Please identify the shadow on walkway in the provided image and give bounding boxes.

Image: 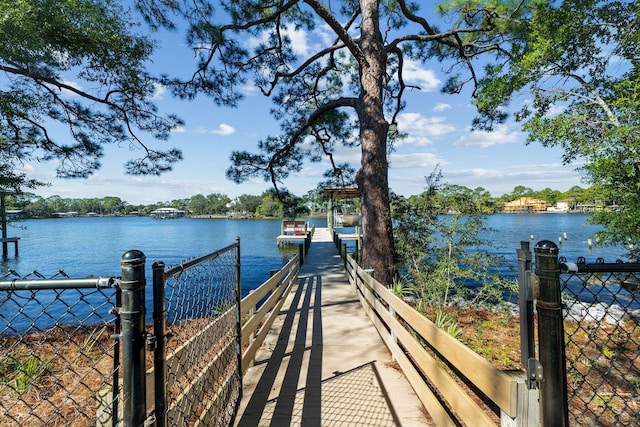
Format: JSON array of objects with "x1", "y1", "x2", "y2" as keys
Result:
[{"x1": 235, "y1": 230, "x2": 428, "y2": 426}]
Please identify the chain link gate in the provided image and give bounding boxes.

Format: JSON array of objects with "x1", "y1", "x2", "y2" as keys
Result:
[
  {"x1": 150, "y1": 240, "x2": 242, "y2": 427},
  {"x1": 519, "y1": 241, "x2": 640, "y2": 427}
]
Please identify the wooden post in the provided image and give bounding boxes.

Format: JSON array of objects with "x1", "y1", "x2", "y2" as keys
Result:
[{"x1": 500, "y1": 375, "x2": 539, "y2": 427}]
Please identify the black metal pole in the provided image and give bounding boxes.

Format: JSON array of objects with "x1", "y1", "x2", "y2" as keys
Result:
[
  {"x1": 534, "y1": 240, "x2": 569, "y2": 427},
  {"x1": 517, "y1": 241, "x2": 535, "y2": 366},
  {"x1": 120, "y1": 250, "x2": 147, "y2": 427},
  {"x1": 1, "y1": 193, "x2": 7, "y2": 258},
  {"x1": 152, "y1": 261, "x2": 167, "y2": 427},
  {"x1": 234, "y1": 238, "x2": 243, "y2": 415},
  {"x1": 235, "y1": 237, "x2": 242, "y2": 374},
  {"x1": 112, "y1": 288, "x2": 121, "y2": 427}
]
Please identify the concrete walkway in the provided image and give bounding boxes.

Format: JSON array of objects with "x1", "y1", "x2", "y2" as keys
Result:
[{"x1": 234, "y1": 228, "x2": 430, "y2": 426}]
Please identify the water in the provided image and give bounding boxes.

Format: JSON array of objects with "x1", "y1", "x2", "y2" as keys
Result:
[
  {"x1": 484, "y1": 213, "x2": 627, "y2": 263},
  {"x1": 0, "y1": 213, "x2": 630, "y2": 331},
  {"x1": 1, "y1": 216, "x2": 327, "y2": 292},
  {"x1": 3, "y1": 213, "x2": 625, "y2": 279}
]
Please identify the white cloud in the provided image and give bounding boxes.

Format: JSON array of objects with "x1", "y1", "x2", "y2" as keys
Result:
[
  {"x1": 196, "y1": 124, "x2": 236, "y2": 136},
  {"x1": 171, "y1": 126, "x2": 186, "y2": 134},
  {"x1": 453, "y1": 125, "x2": 521, "y2": 148},
  {"x1": 151, "y1": 83, "x2": 167, "y2": 100},
  {"x1": 443, "y1": 163, "x2": 583, "y2": 196},
  {"x1": 57, "y1": 79, "x2": 83, "y2": 97},
  {"x1": 247, "y1": 24, "x2": 311, "y2": 57},
  {"x1": 433, "y1": 103, "x2": 452, "y2": 112},
  {"x1": 402, "y1": 60, "x2": 441, "y2": 92},
  {"x1": 212, "y1": 124, "x2": 235, "y2": 136},
  {"x1": 396, "y1": 112, "x2": 456, "y2": 146},
  {"x1": 286, "y1": 27, "x2": 311, "y2": 56},
  {"x1": 240, "y1": 82, "x2": 260, "y2": 95},
  {"x1": 389, "y1": 152, "x2": 448, "y2": 169}
]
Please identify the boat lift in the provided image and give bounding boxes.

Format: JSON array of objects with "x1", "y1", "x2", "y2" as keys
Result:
[{"x1": 322, "y1": 187, "x2": 362, "y2": 248}]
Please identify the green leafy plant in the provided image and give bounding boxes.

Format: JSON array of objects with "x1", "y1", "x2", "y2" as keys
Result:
[
  {"x1": 434, "y1": 310, "x2": 463, "y2": 339},
  {"x1": 390, "y1": 276, "x2": 414, "y2": 298},
  {"x1": 4, "y1": 355, "x2": 46, "y2": 396},
  {"x1": 393, "y1": 169, "x2": 517, "y2": 311}
]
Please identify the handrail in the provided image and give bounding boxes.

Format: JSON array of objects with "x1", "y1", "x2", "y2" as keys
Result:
[
  {"x1": 346, "y1": 255, "x2": 528, "y2": 426},
  {"x1": 240, "y1": 253, "x2": 299, "y2": 374}
]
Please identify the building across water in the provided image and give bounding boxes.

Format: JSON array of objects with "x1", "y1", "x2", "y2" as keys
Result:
[{"x1": 150, "y1": 208, "x2": 186, "y2": 219}]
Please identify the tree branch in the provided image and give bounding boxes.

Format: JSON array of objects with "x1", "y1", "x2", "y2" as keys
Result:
[
  {"x1": 303, "y1": 0, "x2": 368, "y2": 66},
  {"x1": 267, "y1": 97, "x2": 358, "y2": 189}
]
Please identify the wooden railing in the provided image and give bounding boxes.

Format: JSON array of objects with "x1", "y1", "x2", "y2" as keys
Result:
[
  {"x1": 345, "y1": 255, "x2": 538, "y2": 427},
  {"x1": 239, "y1": 253, "x2": 300, "y2": 374}
]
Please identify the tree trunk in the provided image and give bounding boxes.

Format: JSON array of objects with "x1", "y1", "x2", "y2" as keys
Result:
[{"x1": 356, "y1": 0, "x2": 396, "y2": 285}]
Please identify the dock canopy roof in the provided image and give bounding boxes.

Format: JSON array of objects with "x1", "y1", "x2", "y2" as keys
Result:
[{"x1": 322, "y1": 187, "x2": 359, "y2": 200}]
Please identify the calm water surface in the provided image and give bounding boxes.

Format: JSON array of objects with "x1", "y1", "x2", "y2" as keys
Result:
[
  {"x1": 0, "y1": 213, "x2": 630, "y2": 331},
  {"x1": 0, "y1": 213, "x2": 628, "y2": 286},
  {"x1": 1, "y1": 216, "x2": 327, "y2": 294},
  {"x1": 485, "y1": 213, "x2": 627, "y2": 263}
]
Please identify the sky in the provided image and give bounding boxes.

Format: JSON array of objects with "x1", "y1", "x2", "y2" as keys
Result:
[{"x1": 17, "y1": 5, "x2": 585, "y2": 206}]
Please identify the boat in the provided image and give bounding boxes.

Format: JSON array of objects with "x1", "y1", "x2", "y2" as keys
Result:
[{"x1": 336, "y1": 213, "x2": 361, "y2": 227}]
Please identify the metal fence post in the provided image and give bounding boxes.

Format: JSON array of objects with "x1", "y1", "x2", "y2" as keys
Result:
[
  {"x1": 534, "y1": 240, "x2": 569, "y2": 427},
  {"x1": 1, "y1": 193, "x2": 7, "y2": 258},
  {"x1": 235, "y1": 238, "x2": 243, "y2": 396},
  {"x1": 120, "y1": 250, "x2": 147, "y2": 427},
  {"x1": 517, "y1": 242, "x2": 535, "y2": 371},
  {"x1": 152, "y1": 261, "x2": 167, "y2": 427}
]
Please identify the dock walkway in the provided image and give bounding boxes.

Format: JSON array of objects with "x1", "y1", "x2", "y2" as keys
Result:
[{"x1": 235, "y1": 227, "x2": 429, "y2": 426}]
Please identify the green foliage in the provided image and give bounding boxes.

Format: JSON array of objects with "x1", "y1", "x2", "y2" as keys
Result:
[
  {"x1": 257, "y1": 189, "x2": 309, "y2": 219},
  {"x1": 394, "y1": 168, "x2": 517, "y2": 309},
  {"x1": 0, "y1": 0, "x2": 183, "y2": 179},
  {"x1": 434, "y1": 310, "x2": 463, "y2": 339},
  {"x1": 390, "y1": 276, "x2": 415, "y2": 298},
  {"x1": 0, "y1": 348, "x2": 46, "y2": 396},
  {"x1": 473, "y1": 0, "x2": 640, "y2": 256},
  {"x1": 256, "y1": 191, "x2": 284, "y2": 218}
]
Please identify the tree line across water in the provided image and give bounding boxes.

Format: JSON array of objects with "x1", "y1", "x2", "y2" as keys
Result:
[{"x1": 5, "y1": 184, "x2": 612, "y2": 219}]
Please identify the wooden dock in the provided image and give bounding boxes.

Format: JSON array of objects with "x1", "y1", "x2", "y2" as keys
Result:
[
  {"x1": 1, "y1": 237, "x2": 19, "y2": 257},
  {"x1": 276, "y1": 220, "x2": 311, "y2": 246},
  {"x1": 236, "y1": 227, "x2": 429, "y2": 426}
]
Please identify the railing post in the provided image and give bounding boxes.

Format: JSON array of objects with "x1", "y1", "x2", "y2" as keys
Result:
[
  {"x1": 534, "y1": 240, "x2": 569, "y2": 427},
  {"x1": 120, "y1": 250, "x2": 147, "y2": 427},
  {"x1": 152, "y1": 261, "x2": 167, "y2": 427},
  {"x1": 298, "y1": 243, "x2": 305, "y2": 265}
]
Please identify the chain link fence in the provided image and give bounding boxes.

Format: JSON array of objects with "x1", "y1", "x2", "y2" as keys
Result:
[
  {"x1": 560, "y1": 257, "x2": 640, "y2": 426},
  {"x1": 1, "y1": 240, "x2": 243, "y2": 426},
  {"x1": 152, "y1": 241, "x2": 241, "y2": 427},
  {"x1": 0, "y1": 270, "x2": 120, "y2": 427}
]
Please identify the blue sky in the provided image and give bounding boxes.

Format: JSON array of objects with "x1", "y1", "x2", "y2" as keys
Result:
[{"x1": 18, "y1": 8, "x2": 584, "y2": 205}]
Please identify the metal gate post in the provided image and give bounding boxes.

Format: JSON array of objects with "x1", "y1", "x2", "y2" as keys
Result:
[
  {"x1": 517, "y1": 242, "x2": 536, "y2": 372},
  {"x1": 120, "y1": 250, "x2": 147, "y2": 427},
  {"x1": 235, "y1": 237, "x2": 243, "y2": 392},
  {"x1": 534, "y1": 241, "x2": 569, "y2": 427},
  {"x1": 152, "y1": 261, "x2": 167, "y2": 427}
]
